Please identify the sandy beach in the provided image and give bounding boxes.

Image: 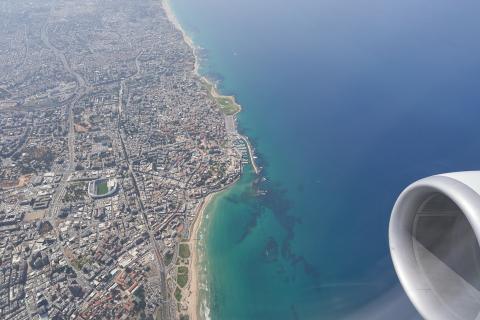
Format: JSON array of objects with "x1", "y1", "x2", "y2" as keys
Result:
[
  {"x1": 162, "y1": 0, "x2": 241, "y2": 115},
  {"x1": 162, "y1": 1, "x2": 248, "y2": 318},
  {"x1": 185, "y1": 193, "x2": 215, "y2": 320},
  {"x1": 163, "y1": 0, "x2": 199, "y2": 73},
  {"x1": 161, "y1": 2, "x2": 211, "y2": 318}
]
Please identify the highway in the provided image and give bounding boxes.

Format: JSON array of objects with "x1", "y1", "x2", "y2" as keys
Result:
[{"x1": 42, "y1": 16, "x2": 172, "y2": 319}]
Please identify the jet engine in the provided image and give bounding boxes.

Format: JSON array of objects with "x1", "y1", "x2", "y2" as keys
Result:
[{"x1": 389, "y1": 172, "x2": 480, "y2": 320}]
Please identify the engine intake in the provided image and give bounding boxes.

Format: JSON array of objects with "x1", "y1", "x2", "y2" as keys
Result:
[{"x1": 389, "y1": 172, "x2": 480, "y2": 320}]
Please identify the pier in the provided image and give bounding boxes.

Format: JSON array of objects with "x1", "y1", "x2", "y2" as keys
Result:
[
  {"x1": 239, "y1": 134, "x2": 260, "y2": 175},
  {"x1": 225, "y1": 115, "x2": 260, "y2": 175}
]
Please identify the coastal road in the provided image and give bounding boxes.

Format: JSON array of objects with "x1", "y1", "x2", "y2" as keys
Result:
[{"x1": 225, "y1": 115, "x2": 236, "y2": 134}]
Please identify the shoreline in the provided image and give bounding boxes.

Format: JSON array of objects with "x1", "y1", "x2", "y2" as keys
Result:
[
  {"x1": 185, "y1": 192, "x2": 216, "y2": 320},
  {"x1": 163, "y1": 0, "x2": 242, "y2": 116},
  {"x1": 162, "y1": 1, "x2": 245, "y2": 319},
  {"x1": 162, "y1": 2, "x2": 259, "y2": 319},
  {"x1": 186, "y1": 174, "x2": 244, "y2": 320},
  {"x1": 160, "y1": 5, "x2": 210, "y2": 319}
]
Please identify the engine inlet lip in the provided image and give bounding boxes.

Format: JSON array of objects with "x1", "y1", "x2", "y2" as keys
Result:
[{"x1": 389, "y1": 174, "x2": 480, "y2": 320}]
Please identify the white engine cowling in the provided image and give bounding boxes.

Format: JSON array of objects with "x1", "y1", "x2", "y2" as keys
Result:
[{"x1": 389, "y1": 172, "x2": 480, "y2": 320}]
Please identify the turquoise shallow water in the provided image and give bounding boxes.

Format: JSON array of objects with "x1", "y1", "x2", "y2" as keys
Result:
[{"x1": 169, "y1": 0, "x2": 480, "y2": 319}]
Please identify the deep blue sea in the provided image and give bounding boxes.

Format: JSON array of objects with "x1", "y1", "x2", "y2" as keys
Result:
[{"x1": 169, "y1": 0, "x2": 480, "y2": 319}]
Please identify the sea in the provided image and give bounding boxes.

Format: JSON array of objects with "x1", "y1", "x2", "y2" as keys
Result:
[{"x1": 168, "y1": 0, "x2": 480, "y2": 319}]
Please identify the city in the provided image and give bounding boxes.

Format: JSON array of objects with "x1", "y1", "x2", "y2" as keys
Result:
[{"x1": 0, "y1": 0, "x2": 247, "y2": 319}]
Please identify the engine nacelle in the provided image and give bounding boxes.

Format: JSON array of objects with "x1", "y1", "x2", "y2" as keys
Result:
[{"x1": 389, "y1": 172, "x2": 480, "y2": 320}]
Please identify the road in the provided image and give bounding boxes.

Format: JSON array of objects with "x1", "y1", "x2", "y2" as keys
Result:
[
  {"x1": 42, "y1": 16, "x2": 173, "y2": 319},
  {"x1": 41, "y1": 19, "x2": 88, "y2": 220},
  {"x1": 118, "y1": 113, "x2": 173, "y2": 320}
]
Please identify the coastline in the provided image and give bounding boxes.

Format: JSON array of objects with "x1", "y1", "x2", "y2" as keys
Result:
[
  {"x1": 162, "y1": 1, "x2": 249, "y2": 319},
  {"x1": 156, "y1": 1, "x2": 471, "y2": 319},
  {"x1": 163, "y1": 0, "x2": 242, "y2": 116},
  {"x1": 185, "y1": 192, "x2": 216, "y2": 320}
]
